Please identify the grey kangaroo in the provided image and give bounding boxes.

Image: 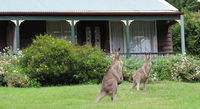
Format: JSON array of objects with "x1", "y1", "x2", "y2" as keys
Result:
[
  {"x1": 132, "y1": 53, "x2": 152, "y2": 91},
  {"x1": 95, "y1": 48, "x2": 123, "y2": 103}
]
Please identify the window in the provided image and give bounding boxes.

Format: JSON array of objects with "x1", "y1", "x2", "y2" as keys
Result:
[
  {"x1": 129, "y1": 21, "x2": 157, "y2": 53},
  {"x1": 46, "y1": 21, "x2": 71, "y2": 40},
  {"x1": 110, "y1": 21, "x2": 125, "y2": 53}
]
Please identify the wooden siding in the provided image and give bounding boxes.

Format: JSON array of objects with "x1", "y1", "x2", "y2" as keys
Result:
[{"x1": 157, "y1": 21, "x2": 173, "y2": 52}]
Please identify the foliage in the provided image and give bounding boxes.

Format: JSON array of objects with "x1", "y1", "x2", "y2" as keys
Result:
[
  {"x1": 166, "y1": 0, "x2": 200, "y2": 12},
  {"x1": 19, "y1": 34, "x2": 75, "y2": 85},
  {"x1": 72, "y1": 45, "x2": 111, "y2": 84},
  {"x1": 171, "y1": 10, "x2": 200, "y2": 56},
  {"x1": 4, "y1": 65, "x2": 29, "y2": 87},
  {"x1": 0, "y1": 47, "x2": 40, "y2": 87},
  {"x1": 153, "y1": 55, "x2": 200, "y2": 82},
  {"x1": 123, "y1": 55, "x2": 200, "y2": 82},
  {"x1": 0, "y1": 47, "x2": 21, "y2": 86},
  {"x1": 19, "y1": 34, "x2": 110, "y2": 85},
  {"x1": 166, "y1": 0, "x2": 200, "y2": 57},
  {"x1": 123, "y1": 58, "x2": 143, "y2": 82}
]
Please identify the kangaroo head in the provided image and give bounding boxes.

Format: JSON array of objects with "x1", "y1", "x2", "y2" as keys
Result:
[{"x1": 114, "y1": 48, "x2": 121, "y2": 61}]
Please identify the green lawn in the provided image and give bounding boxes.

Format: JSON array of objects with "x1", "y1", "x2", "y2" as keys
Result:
[{"x1": 0, "y1": 81, "x2": 200, "y2": 109}]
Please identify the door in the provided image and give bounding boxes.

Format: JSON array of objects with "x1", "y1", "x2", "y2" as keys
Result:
[
  {"x1": 77, "y1": 21, "x2": 109, "y2": 51},
  {"x1": 85, "y1": 26, "x2": 101, "y2": 49}
]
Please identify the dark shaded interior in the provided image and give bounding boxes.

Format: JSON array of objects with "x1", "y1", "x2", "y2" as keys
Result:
[
  {"x1": 77, "y1": 21, "x2": 110, "y2": 52},
  {"x1": 20, "y1": 21, "x2": 46, "y2": 49},
  {"x1": 0, "y1": 21, "x2": 15, "y2": 51},
  {"x1": 0, "y1": 21, "x2": 7, "y2": 50}
]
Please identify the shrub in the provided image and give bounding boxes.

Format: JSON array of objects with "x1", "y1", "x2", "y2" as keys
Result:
[
  {"x1": 19, "y1": 35, "x2": 110, "y2": 85},
  {"x1": 19, "y1": 34, "x2": 75, "y2": 85},
  {"x1": 152, "y1": 56, "x2": 182, "y2": 81},
  {"x1": 0, "y1": 47, "x2": 35, "y2": 87},
  {"x1": 123, "y1": 58, "x2": 143, "y2": 82},
  {"x1": 72, "y1": 45, "x2": 110, "y2": 84},
  {"x1": 0, "y1": 47, "x2": 21, "y2": 86},
  {"x1": 172, "y1": 10, "x2": 200, "y2": 57},
  {"x1": 123, "y1": 55, "x2": 200, "y2": 82},
  {"x1": 4, "y1": 65, "x2": 29, "y2": 87}
]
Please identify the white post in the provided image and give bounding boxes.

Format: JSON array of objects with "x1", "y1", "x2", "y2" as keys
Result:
[
  {"x1": 180, "y1": 15, "x2": 186, "y2": 54},
  {"x1": 11, "y1": 20, "x2": 24, "y2": 53}
]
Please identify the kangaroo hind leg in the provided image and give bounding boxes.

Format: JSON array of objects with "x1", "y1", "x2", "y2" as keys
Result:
[{"x1": 95, "y1": 91, "x2": 106, "y2": 103}]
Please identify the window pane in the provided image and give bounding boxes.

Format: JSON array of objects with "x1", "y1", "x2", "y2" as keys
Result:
[
  {"x1": 110, "y1": 21, "x2": 125, "y2": 53},
  {"x1": 46, "y1": 21, "x2": 71, "y2": 41},
  {"x1": 130, "y1": 21, "x2": 157, "y2": 53}
]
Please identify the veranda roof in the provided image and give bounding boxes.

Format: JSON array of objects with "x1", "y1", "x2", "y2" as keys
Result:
[{"x1": 0, "y1": 0, "x2": 182, "y2": 15}]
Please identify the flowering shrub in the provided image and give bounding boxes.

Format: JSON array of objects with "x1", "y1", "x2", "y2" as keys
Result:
[
  {"x1": 153, "y1": 55, "x2": 200, "y2": 82},
  {"x1": 0, "y1": 47, "x2": 32, "y2": 87},
  {"x1": 123, "y1": 55, "x2": 200, "y2": 82},
  {"x1": 4, "y1": 65, "x2": 29, "y2": 87}
]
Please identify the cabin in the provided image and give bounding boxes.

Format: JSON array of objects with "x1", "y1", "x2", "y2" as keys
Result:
[{"x1": 0, "y1": 0, "x2": 185, "y2": 56}]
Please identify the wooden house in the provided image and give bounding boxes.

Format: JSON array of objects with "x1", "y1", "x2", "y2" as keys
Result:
[{"x1": 0, "y1": 0, "x2": 185, "y2": 56}]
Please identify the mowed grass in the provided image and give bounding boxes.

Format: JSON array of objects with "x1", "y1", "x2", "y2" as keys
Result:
[{"x1": 0, "y1": 81, "x2": 200, "y2": 109}]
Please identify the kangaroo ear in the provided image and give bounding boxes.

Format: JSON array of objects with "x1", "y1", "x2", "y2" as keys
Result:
[
  {"x1": 118, "y1": 48, "x2": 120, "y2": 52},
  {"x1": 147, "y1": 53, "x2": 151, "y2": 60},
  {"x1": 149, "y1": 53, "x2": 152, "y2": 60},
  {"x1": 144, "y1": 52, "x2": 147, "y2": 59},
  {"x1": 113, "y1": 49, "x2": 116, "y2": 53}
]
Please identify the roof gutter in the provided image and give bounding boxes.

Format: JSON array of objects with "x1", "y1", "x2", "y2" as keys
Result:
[{"x1": 0, "y1": 12, "x2": 183, "y2": 16}]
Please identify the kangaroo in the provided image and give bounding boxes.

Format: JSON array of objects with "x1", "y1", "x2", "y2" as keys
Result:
[
  {"x1": 95, "y1": 48, "x2": 123, "y2": 103},
  {"x1": 132, "y1": 53, "x2": 152, "y2": 91}
]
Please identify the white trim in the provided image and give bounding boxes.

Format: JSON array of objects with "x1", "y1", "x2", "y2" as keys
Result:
[
  {"x1": 66, "y1": 20, "x2": 79, "y2": 26},
  {"x1": 176, "y1": 20, "x2": 181, "y2": 24},
  {"x1": 121, "y1": 20, "x2": 134, "y2": 26},
  {"x1": 19, "y1": 20, "x2": 24, "y2": 25},
  {"x1": 121, "y1": 20, "x2": 126, "y2": 25},
  {"x1": 66, "y1": 20, "x2": 72, "y2": 26},
  {"x1": 11, "y1": 20, "x2": 17, "y2": 25},
  {"x1": 74, "y1": 20, "x2": 79, "y2": 25}
]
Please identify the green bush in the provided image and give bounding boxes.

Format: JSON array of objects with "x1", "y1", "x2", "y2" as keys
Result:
[
  {"x1": 123, "y1": 58, "x2": 143, "y2": 82},
  {"x1": 19, "y1": 35, "x2": 110, "y2": 85},
  {"x1": 72, "y1": 45, "x2": 110, "y2": 84},
  {"x1": 123, "y1": 55, "x2": 200, "y2": 82},
  {"x1": 152, "y1": 56, "x2": 182, "y2": 81},
  {"x1": 172, "y1": 10, "x2": 200, "y2": 56},
  {"x1": 19, "y1": 34, "x2": 75, "y2": 85}
]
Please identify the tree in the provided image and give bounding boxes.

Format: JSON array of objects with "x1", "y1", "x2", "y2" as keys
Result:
[
  {"x1": 171, "y1": 10, "x2": 200, "y2": 56},
  {"x1": 166, "y1": 0, "x2": 200, "y2": 12}
]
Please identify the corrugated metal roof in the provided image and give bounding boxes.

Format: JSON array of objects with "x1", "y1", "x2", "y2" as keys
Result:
[{"x1": 0, "y1": 0, "x2": 178, "y2": 13}]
